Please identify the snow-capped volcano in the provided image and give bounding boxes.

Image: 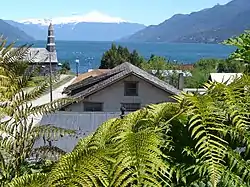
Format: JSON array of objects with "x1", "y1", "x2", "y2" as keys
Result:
[{"x1": 19, "y1": 11, "x2": 128, "y2": 25}]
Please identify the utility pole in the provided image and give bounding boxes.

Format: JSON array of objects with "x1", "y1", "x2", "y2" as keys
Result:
[
  {"x1": 49, "y1": 52, "x2": 53, "y2": 102},
  {"x1": 47, "y1": 22, "x2": 55, "y2": 103},
  {"x1": 76, "y1": 59, "x2": 79, "y2": 77}
]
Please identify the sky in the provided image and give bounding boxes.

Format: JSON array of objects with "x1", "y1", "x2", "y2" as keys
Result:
[{"x1": 2, "y1": 0, "x2": 232, "y2": 25}]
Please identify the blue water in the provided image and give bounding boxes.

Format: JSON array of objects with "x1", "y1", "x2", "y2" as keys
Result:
[{"x1": 17, "y1": 41, "x2": 236, "y2": 73}]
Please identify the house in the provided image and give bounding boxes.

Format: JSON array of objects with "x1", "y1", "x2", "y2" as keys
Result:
[
  {"x1": 23, "y1": 23, "x2": 58, "y2": 75},
  {"x1": 182, "y1": 73, "x2": 243, "y2": 95},
  {"x1": 177, "y1": 64, "x2": 194, "y2": 71},
  {"x1": 62, "y1": 62, "x2": 181, "y2": 113},
  {"x1": 209, "y1": 73, "x2": 243, "y2": 85},
  {"x1": 38, "y1": 62, "x2": 180, "y2": 152},
  {"x1": 150, "y1": 69, "x2": 192, "y2": 78}
]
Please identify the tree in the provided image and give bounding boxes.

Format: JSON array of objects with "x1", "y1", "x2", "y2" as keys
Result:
[
  {"x1": 0, "y1": 38, "x2": 75, "y2": 186},
  {"x1": 141, "y1": 55, "x2": 180, "y2": 86},
  {"x1": 185, "y1": 58, "x2": 246, "y2": 88},
  {"x1": 185, "y1": 58, "x2": 221, "y2": 88},
  {"x1": 223, "y1": 30, "x2": 250, "y2": 73},
  {"x1": 223, "y1": 30, "x2": 250, "y2": 62},
  {"x1": 217, "y1": 59, "x2": 245, "y2": 73},
  {"x1": 185, "y1": 67, "x2": 210, "y2": 88},
  {"x1": 59, "y1": 61, "x2": 71, "y2": 74},
  {"x1": 194, "y1": 58, "x2": 221, "y2": 72},
  {"x1": 99, "y1": 43, "x2": 145, "y2": 69}
]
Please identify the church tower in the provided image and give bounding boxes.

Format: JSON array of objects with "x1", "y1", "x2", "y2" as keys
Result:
[{"x1": 46, "y1": 23, "x2": 56, "y2": 52}]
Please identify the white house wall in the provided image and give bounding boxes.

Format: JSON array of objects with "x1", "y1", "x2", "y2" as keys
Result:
[{"x1": 65, "y1": 75, "x2": 175, "y2": 112}]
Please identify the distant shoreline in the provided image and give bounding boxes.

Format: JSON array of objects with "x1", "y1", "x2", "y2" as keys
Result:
[
  {"x1": 13, "y1": 40, "x2": 235, "y2": 74},
  {"x1": 15, "y1": 40, "x2": 229, "y2": 45}
]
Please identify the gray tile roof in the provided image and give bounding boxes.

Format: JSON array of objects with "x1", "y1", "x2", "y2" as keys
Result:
[
  {"x1": 64, "y1": 62, "x2": 180, "y2": 99},
  {"x1": 24, "y1": 48, "x2": 58, "y2": 63},
  {"x1": 7, "y1": 48, "x2": 58, "y2": 64}
]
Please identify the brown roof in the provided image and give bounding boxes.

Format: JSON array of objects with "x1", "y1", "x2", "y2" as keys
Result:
[
  {"x1": 72, "y1": 69, "x2": 110, "y2": 85},
  {"x1": 177, "y1": 64, "x2": 194, "y2": 70}
]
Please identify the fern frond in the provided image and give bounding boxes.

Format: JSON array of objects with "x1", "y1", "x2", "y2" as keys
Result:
[
  {"x1": 181, "y1": 92, "x2": 228, "y2": 187},
  {"x1": 227, "y1": 147, "x2": 250, "y2": 184},
  {"x1": 32, "y1": 125, "x2": 75, "y2": 140},
  {"x1": 109, "y1": 110, "x2": 171, "y2": 187},
  {"x1": 220, "y1": 169, "x2": 249, "y2": 187},
  {"x1": 30, "y1": 97, "x2": 75, "y2": 116},
  {"x1": 47, "y1": 148, "x2": 111, "y2": 187},
  {"x1": 6, "y1": 173, "x2": 47, "y2": 187},
  {"x1": 32, "y1": 145, "x2": 67, "y2": 158}
]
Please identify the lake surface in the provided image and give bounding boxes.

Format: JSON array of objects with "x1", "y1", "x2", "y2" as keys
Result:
[{"x1": 17, "y1": 41, "x2": 236, "y2": 73}]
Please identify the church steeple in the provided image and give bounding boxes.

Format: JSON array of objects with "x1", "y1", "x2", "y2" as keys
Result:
[{"x1": 46, "y1": 23, "x2": 56, "y2": 52}]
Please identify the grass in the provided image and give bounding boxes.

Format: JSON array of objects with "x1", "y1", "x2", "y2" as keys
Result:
[
  {"x1": 27, "y1": 76, "x2": 46, "y2": 87},
  {"x1": 42, "y1": 75, "x2": 75, "y2": 95}
]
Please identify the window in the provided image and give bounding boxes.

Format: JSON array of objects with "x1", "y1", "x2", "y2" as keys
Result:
[
  {"x1": 84, "y1": 102, "x2": 103, "y2": 111},
  {"x1": 49, "y1": 31, "x2": 54, "y2": 36},
  {"x1": 121, "y1": 103, "x2": 141, "y2": 112},
  {"x1": 124, "y1": 82, "x2": 138, "y2": 96}
]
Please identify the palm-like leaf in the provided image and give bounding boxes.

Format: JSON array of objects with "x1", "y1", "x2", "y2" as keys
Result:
[
  {"x1": 0, "y1": 37, "x2": 75, "y2": 186},
  {"x1": 38, "y1": 105, "x2": 173, "y2": 187}
]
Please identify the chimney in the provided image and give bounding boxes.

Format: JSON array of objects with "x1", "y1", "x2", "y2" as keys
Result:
[{"x1": 178, "y1": 73, "x2": 184, "y2": 90}]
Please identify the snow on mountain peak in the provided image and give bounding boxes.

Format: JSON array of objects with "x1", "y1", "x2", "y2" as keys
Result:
[{"x1": 18, "y1": 11, "x2": 128, "y2": 25}]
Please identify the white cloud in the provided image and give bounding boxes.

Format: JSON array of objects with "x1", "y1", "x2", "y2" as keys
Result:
[{"x1": 19, "y1": 11, "x2": 128, "y2": 25}]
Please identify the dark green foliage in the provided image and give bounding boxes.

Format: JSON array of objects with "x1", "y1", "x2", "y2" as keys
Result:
[
  {"x1": 59, "y1": 61, "x2": 71, "y2": 74},
  {"x1": 141, "y1": 55, "x2": 181, "y2": 87},
  {"x1": 185, "y1": 58, "x2": 245, "y2": 88},
  {"x1": 217, "y1": 59, "x2": 245, "y2": 73},
  {"x1": 99, "y1": 43, "x2": 145, "y2": 69},
  {"x1": 142, "y1": 55, "x2": 176, "y2": 72},
  {"x1": 185, "y1": 58, "x2": 219, "y2": 88},
  {"x1": 19, "y1": 160, "x2": 55, "y2": 176},
  {"x1": 185, "y1": 68, "x2": 209, "y2": 88},
  {"x1": 223, "y1": 30, "x2": 250, "y2": 73},
  {"x1": 194, "y1": 58, "x2": 220, "y2": 71}
]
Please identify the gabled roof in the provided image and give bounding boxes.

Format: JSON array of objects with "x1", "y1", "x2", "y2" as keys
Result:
[
  {"x1": 63, "y1": 62, "x2": 180, "y2": 99},
  {"x1": 25, "y1": 48, "x2": 58, "y2": 63},
  {"x1": 209, "y1": 73, "x2": 243, "y2": 85},
  {"x1": 7, "y1": 48, "x2": 58, "y2": 63}
]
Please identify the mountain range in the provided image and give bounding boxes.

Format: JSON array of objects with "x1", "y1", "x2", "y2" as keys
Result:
[
  {"x1": 123, "y1": 0, "x2": 250, "y2": 43},
  {"x1": 3, "y1": 11, "x2": 146, "y2": 42},
  {"x1": 0, "y1": 19, "x2": 34, "y2": 41},
  {"x1": 0, "y1": 0, "x2": 249, "y2": 43}
]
